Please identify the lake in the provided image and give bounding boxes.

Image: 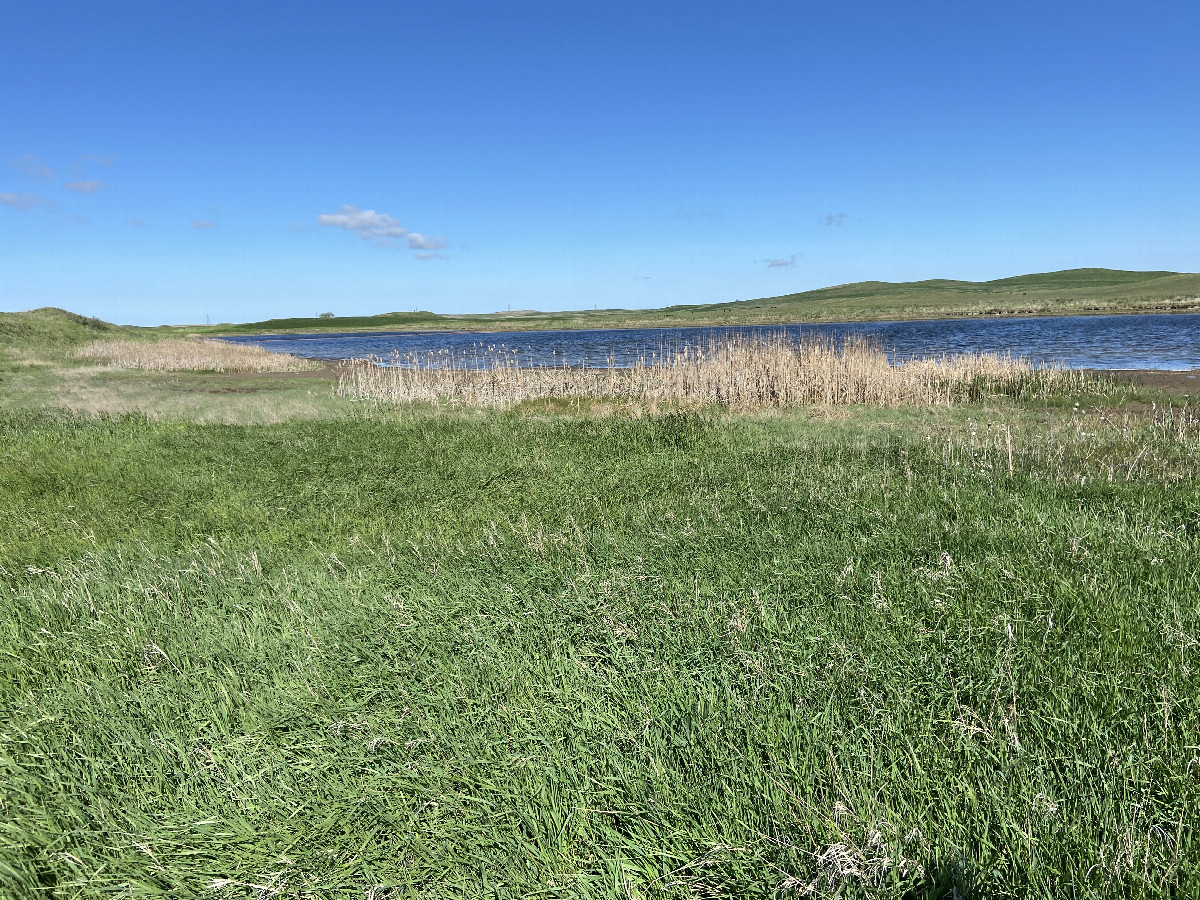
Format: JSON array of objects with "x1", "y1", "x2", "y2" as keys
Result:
[{"x1": 218, "y1": 312, "x2": 1200, "y2": 371}]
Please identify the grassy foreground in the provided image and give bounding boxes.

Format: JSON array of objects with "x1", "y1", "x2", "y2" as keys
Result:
[
  {"x1": 2, "y1": 399, "x2": 1198, "y2": 897},
  {"x1": 189, "y1": 268, "x2": 1200, "y2": 334}
]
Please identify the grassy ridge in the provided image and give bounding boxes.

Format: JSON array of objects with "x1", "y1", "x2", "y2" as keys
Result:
[
  {"x1": 186, "y1": 268, "x2": 1200, "y2": 335},
  {"x1": 2, "y1": 408, "x2": 1198, "y2": 897},
  {"x1": 0, "y1": 307, "x2": 126, "y2": 353},
  {"x1": 5, "y1": 269, "x2": 1199, "y2": 339}
]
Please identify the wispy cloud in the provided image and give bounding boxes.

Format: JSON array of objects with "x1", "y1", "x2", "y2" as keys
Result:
[
  {"x1": 286, "y1": 222, "x2": 308, "y2": 232},
  {"x1": 318, "y1": 206, "x2": 405, "y2": 242},
  {"x1": 1, "y1": 192, "x2": 56, "y2": 212},
  {"x1": 406, "y1": 232, "x2": 447, "y2": 251},
  {"x1": 65, "y1": 180, "x2": 105, "y2": 194},
  {"x1": 70, "y1": 155, "x2": 116, "y2": 177},
  {"x1": 824, "y1": 212, "x2": 847, "y2": 226},
  {"x1": 15, "y1": 154, "x2": 54, "y2": 180},
  {"x1": 765, "y1": 254, "x2": 799, "y2": 268},
  {"x1": 126, "y1": 217, "x2": 148, "y2": 227},
  {"x1": 192, "y1": 219, "x2": 218, "y2": 229},
  {"x1": 317, "y1": 205, "x2": 447, "y2": 256}
]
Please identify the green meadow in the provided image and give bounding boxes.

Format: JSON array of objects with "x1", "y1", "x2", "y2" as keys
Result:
[
  {"x1": 1, "y1": 307, "x2": 1198, "y2": 898},
  {"x1": 190, "y1": 268, "x2": 1200, "y2": 335}
]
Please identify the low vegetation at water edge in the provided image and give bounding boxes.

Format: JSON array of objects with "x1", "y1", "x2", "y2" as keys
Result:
[{"x1": 338, "y1": 333, "x2": 1115, "y2": 409}]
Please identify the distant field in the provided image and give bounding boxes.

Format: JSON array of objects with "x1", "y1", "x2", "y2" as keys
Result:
[{"x1": 188, "y1": 268, "x2": 1200, "y2": 335}]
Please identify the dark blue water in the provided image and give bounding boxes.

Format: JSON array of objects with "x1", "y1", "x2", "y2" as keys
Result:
[{"x1": 219, "y1": 312, "x2": 1200, "y2": 371}]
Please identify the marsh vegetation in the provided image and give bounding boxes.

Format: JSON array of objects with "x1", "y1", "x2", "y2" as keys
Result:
[
  {"x1": 73, "y1": 337, "x2": 320, "y2": 373},
  {"x1": 337, "y1": 333, "x2": 1113, "y2": 410}
]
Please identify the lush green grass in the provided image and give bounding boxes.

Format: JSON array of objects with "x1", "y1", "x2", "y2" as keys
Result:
[
  {"x1": 0, "y1": 308, "x2": 128, "y2": 355},
  {"x1": 178, "y1": 268, "x2": 1200, "y2": 335},
  {"x1": 2, "y1": 404, "x2": 1197, "y2": 898}
]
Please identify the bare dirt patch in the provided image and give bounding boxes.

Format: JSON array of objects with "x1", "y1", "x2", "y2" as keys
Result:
[{"x1": 1095, "y1": 369, "x2": 1200, "y2": 395}]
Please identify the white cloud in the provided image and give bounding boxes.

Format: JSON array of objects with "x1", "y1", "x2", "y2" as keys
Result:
[
  {"x1": 765, "y1": 254, "x2": 799, "y2": 268},
  {"x1": 192, "y1": 219, "x2": 218, "y2": 229},
  {"x1": 1, "y1": 192, "x2": 55, "y2": 211},
  {"x1": 318, "y1": 206, "x2": 406, "y2": 242},
  {"x1": 406, "y1": 232, "x2": 447, "y2": 251},
  {"x1": 824, "y1": 212, "x2": 847, "y2": 226},
  {"x1": 318, "y1": 205, "x2": 447, "y2": 255},
  {"x1": 15, "y1": 154, "x2": 54, "y2": 180},
  {"x1": 65, "y1": 180, "x2": 105, "y2": 194}
]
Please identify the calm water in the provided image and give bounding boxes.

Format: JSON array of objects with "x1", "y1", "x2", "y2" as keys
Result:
[{"x1": 219, "y1": 312, "x2": 1200, "y2": 371}]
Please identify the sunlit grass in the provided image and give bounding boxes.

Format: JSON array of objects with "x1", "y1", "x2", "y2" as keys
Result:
[{"x1": 1, "y1": 405, "x2": 1196, "y2": 898}]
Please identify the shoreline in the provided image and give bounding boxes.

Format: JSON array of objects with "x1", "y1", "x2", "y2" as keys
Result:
[
  {"x1": 1093, "y1": 368, "x2": 1199, "y2": 393},
  {"x1": 197, "y1": 304, "x2": 1200, "y2": 339}
]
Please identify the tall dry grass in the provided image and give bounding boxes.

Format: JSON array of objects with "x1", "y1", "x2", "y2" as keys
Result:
[
  {"x1": 337, "y1": 333, "x2": 1108, "y2": 409},
  {"x1": 74, "y1": 338, "x2": 321, "y2": 373}
]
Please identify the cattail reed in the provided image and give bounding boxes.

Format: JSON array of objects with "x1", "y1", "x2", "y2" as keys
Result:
[
  {"x1": 74, "y1": 338, "x2": 321, "y2": 373},
  {"x1": 337, "y1": 333, "x2": 1106, "y2": 409}
]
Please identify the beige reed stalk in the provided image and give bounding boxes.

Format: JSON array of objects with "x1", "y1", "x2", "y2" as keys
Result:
[
  {"x1": 337, "y1": 333, "x2": 1098, "y2": 409},
  {"x1": 74, "y1": 338, "x2": 320, "y2": 373}
]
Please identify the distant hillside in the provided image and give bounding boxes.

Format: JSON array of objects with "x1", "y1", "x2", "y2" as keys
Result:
[
  {"x1": 8, "y1": 269, "x2": 1198, "y2": 338},
  {"x1": 187, "y1": 268, "x2": 1200, "y2": 335},
  {"x1": 722, "y1": 268, "x2": 1200, "y2": 322},
  {"x1": 202, "y1": 310, "x2": 447, "y2": 335}
]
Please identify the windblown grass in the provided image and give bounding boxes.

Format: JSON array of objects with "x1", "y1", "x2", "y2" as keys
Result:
[
  {"x1": 74, "y1": 338, "x2": 320, "y2": 373},
  {"x1": 1, "y1": 407, "x2": 1196, "y2": 898},
  {"x1": 338, "y1": 333, "x2": 1112, "y2": 409}
]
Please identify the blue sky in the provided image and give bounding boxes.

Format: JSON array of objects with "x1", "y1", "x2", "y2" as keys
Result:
[{"x1": 2, "y1": 0, "x2": 1198, "y2": 325}]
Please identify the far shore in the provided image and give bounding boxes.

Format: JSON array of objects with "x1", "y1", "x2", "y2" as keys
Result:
[{"x1": 193, "y1": 303, "x2": 1200, "y2": 339}]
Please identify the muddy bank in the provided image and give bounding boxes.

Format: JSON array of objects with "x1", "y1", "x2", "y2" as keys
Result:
[{"x1": 1096, "y1": 369, "x2": 1200, "y2": 394}]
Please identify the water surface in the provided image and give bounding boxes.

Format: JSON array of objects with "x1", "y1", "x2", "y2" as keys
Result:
[{"x1": 219, "y1": 312, "x2": 1200, "y2": 371}]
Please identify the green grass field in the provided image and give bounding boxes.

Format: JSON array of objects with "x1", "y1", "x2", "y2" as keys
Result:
[
  {"x1": 1, "y1": 307, "x2": 1198, "y2": 897},
  {"x1": 183, "y1": 268, "x2": 1200, "y2": 335}
]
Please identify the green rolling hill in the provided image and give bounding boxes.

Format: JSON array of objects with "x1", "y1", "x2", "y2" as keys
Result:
[
  {"x1": 191, "y1": 268, "x2": 1200, "y2": 335},
  {"x1": 5, "y1": 269, "x2": 1198, "y2": 337}
]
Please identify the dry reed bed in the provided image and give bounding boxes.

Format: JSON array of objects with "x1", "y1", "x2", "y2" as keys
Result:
[
  {"x1": 337, "y1": 334, "x2": 1107, "y2": 409},
  {"x1": 74, "y1": 338, "x2": 320, "y2": 373}
]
